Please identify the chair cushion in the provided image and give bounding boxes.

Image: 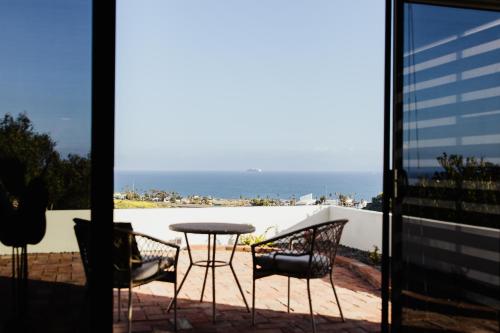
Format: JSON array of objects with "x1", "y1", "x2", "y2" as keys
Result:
[
  {"x1": 255, "y1": 253, "x2": 330, "y2": 278},
  {"x1": 132, "y1": 256, "x2": 175, "y2": 282}
]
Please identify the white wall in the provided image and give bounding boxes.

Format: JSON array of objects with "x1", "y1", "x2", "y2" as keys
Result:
[
  {"x1": 0, "y1": 210, "x2": 89, "y2": 255},
  {"x1": 274, "y1": 205, "x2": 383, "y2": 252},
  {"x1": 0, "y1": 206, "x2": 383, "y2": 254},
  {"x1": 113, "y1": 206, "x2": 330, "y2": 246},
  {"x1": 330, "y1": 206, "x2": 382, "y2": 251}
]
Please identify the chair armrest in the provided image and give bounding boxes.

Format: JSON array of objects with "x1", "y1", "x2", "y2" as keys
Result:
[
  {"x1": 128, "y1": 230, "x2": 180, "y2": 250},
  {"x1": 251, "y1": 228, "x2": 313, "y2": 258},
  {"x1": 251, "y1": 220, "x2": 348, "y2": 258},
  {"x1": 251, "y1": 225, "x2": 313, "y2": 249},
  {"x1": 115, "y1": 228, "x2": 180, "y2": 266}
]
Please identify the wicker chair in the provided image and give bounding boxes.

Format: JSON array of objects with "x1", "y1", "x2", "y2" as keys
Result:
[
  {"x1": 251, "y1": 219, "x2": 348, "y2": 333},
  {"x1": 73, "y1": 219, "x2": 180, "y2": 333}
]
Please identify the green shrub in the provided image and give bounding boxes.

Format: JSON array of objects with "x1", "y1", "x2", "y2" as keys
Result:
[
  {"x1": 239, "y1": 225, "x2": 278, "y2": 246},
  {"x1": 368, "y1": 245, "x2": 381, "y2": 265}
]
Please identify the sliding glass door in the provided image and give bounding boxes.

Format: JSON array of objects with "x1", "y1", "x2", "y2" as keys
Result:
[
  {"x1": 392, "y1": 1, "x2": 500, "y2": 332},
  {"x1": 1, "y1": 1, "x2": 115, "y2": 331}
]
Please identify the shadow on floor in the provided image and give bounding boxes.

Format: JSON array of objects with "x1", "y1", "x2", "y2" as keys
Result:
[{"x1": 0, "y1": 277, "x2": 87, "y2": 333}]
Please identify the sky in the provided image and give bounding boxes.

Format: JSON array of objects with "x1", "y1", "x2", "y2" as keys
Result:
[
  {"x1": 0, "y1": 0, "x2": 92, "y2": 157},
  {"x1": 0, "y1": 1, "x2": 385, "y2": 171},
  {"x1": 115, "y1": 0, "x2": 386, "y2": 172}
]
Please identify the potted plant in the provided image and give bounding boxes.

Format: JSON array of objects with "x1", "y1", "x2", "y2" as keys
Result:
[{"x1": 226, "y1": 225, "x2": 278, "y2": 252}]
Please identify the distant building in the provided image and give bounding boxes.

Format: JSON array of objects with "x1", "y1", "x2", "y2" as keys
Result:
[
  {"x1": 295, "y1": 193, "x2": 316, "y2": 205},
  {"x1": 113, "y1": 192, "x2": 126, "y2": 200},
  {"x1": 325, "y1": 199, "x2": 339, "y2": 206},
  {"x1": 357, "y1": 199, "x2": 368, "y2": 209}
]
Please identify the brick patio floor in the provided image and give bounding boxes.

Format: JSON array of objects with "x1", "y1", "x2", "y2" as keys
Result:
[
  {"x1": 113, "y1": 249, "x2": 381, "y2": 333},
  {"x1": 0, "y1": 250, "x2": 381, "y2": 333}
]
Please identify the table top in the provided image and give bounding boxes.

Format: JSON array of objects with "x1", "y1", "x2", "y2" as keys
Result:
[{"x1": 169, "y1": 222, "x2": 255, "y2": 235}]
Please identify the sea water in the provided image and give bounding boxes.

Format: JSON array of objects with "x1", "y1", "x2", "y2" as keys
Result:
[{"x1": 114, "y1": 171, "x2": 382, "y2": 201}]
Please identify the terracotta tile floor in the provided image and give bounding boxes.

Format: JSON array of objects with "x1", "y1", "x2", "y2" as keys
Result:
[
  {"x1": 0, "y1": 251, "x2": 381, "y2": 333},
  {"x1": 113, "y1": 249, "x2": 381, "y2": 333}
]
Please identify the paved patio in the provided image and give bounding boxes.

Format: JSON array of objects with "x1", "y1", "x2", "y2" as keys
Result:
[{"x1": 0, "y1": 250, "x2": 381, "y2": 333}]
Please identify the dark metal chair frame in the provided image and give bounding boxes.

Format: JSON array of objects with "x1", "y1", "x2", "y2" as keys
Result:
[
  {"x1": 251, "y1": 219, "x2": 348, "y2": 333},
  {"x1": 73, "y1": 219, "x2": 180, "y2": 333}
]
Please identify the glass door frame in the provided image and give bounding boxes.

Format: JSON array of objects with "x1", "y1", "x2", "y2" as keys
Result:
[{"x1": 385, "y1": 0, "x2": 500, "y2": 332}]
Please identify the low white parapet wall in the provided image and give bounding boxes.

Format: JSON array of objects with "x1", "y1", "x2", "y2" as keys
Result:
[
  {"x1": 0, "y1": 210, "x2": 90, "y2": 255},
  {"x1": 0, "y1": 206, "x2": 383, "y2": 254},
  {"x1": 274, "y1": 206, "x2": 383, "y2": 252},
  {"x1": 330, "y1": 206, "x2": 383, "y2": 252},
  {"x1": 114, "y1": 206, "x2": 330, "y2": 246}
]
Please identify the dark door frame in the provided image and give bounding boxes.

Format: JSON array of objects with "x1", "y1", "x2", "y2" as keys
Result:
[
  {"x1": 90, "y1": 1, "x2": 116, "y2": 332},
  {"x1": 383, "y1": 0, "x2": 500, "y2": 332}
]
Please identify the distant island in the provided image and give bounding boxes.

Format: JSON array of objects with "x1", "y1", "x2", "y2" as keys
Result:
[{"x1": 246, "y1": 168, "x2": 262, "y2": 173}]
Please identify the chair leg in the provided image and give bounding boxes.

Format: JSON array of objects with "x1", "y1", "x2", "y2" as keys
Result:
[
  {"x1": 12, "y1": 247, "x2": 16, "y2": 314},
  {"x1": 330, "y1": 272, "x2": 344, "y2": 322},
  {"x1": 252, "y1": 278, "x2": 256, "y2": 326},
  {"x1": 287, "y1": 277, "x2": 290, "y2": 313},
  {"x1": 117, "y1": 288, "x2": 121, "y2": 322},
  {"x1": 21, "y1": 245, "x2": 28, "y2": 316},
  {"x1": 127, "y1": 286, "x2": 133, "y2": 333},
  {"x1": 173, "y1": 278, "x2": 177, "y2": 332},
  {"x1": 307, "y1": 279, "x2": 316, "y2": 333},
  {"x1": 211, "y1": 234, "x2": 216, "y2": 323},
  {"x1": 167, "y1": 264, "x2": 192, "y2": 312}
]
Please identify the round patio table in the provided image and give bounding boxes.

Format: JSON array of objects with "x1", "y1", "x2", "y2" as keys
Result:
[{"x1": 167, "y1": 222, "x2": 255, "y2": 323}]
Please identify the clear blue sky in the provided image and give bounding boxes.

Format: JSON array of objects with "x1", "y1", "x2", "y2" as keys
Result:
[
  {"x1": 0, "y1": 1, "x2": 385, "y2": 171},
  {"x1": 116, "y1": 0, "x2": 385, "y2": 172},
  {"x1": 0, "y1": 0, "x2": 92, "y2": 157}
]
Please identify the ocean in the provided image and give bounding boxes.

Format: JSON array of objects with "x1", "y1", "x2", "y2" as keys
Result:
[{"x1": 114, "y1": 171, "x2": 382, "y2": 202}]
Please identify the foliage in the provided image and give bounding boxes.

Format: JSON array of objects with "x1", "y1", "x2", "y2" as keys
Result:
[
  {"x1": 315, "y1": 195, "x2": 327, "y2": 205},
  {"x1": 435, "y1": 153, "x2": 498, "y2": 181},
  {"x1": 250, "y1": 198, "x2": 279, "y2": 206},
  {"x1": 239, "y1": 225, "x2": 278, "y2": 246},
  {"x1": 412, "y1": 153, "x2": 499, "y2": 224},
  {"x1": 123, "y1": 186, "x2": 141, "y2": 201},
  {"x1": 363, "y1": 193, "x2": 383, "y2": 212},
  {"x1": 187, "y1": 195, "x2": 211, "y2": 205},
  {"x1": 368, "y1": 245, "x2": 381, "y2": 265},
  {"x1": 144, "y1": 189, "x2": 169, "y2": 201},
  {"x1": 114, "y1": 199, "x2": 160, "y2": 209},
  {"x1": 51, "y1": 154, "x2": 91, "y2": 209},
  {"x1": 338, "y1": 194, "x2": 349, "y2": 206},
  {"x1": 239, "y1": 233, "x2": 267, "y2": 245},
  {"x1": 334, "y1": 192, "x2": 356, "y2": 207},
  {"x1": 0, "y1": 113, "x2": 90, "y2": 209},
  {"x1": 171, "y1": 192, "x2": 182, "y2": 201}
]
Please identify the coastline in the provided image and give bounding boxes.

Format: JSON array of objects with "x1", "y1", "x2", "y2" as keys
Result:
[{"x1": 114, "y1": 198, "x2": 253, "y2": 209}]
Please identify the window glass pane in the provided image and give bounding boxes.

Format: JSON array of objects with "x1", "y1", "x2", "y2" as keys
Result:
[
  {"x1": 401, "y1": 3, "x2": 500, "y2": 331},
  {"x1": 0, "y1": 0, "x2": 92, "y2": 331}
]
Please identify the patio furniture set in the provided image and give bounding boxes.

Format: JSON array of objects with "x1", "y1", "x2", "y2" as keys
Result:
[{"x1": 73, "y1": 218, "x2": 348, "y2": 333}]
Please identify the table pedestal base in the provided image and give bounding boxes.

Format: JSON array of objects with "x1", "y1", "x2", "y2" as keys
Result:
[{"x1": 167, "y1": 233, "x2": 249, "y2": 323}]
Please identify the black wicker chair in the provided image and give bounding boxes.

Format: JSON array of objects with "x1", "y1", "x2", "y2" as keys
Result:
[
  {"x1": 73, "y1": 218, "x2": 180, "y2": 333},
  {"x1": 251, "y1": 219, "x2": 348, "y2": 333}
]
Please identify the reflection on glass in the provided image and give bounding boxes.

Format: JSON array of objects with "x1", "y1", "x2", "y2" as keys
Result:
[
  {"x1": 0, "y1": 1, "x2": 91, "y2": 331},
  {"x1": 400, "y1": 3, "x2": 500, "y2": 332}
]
